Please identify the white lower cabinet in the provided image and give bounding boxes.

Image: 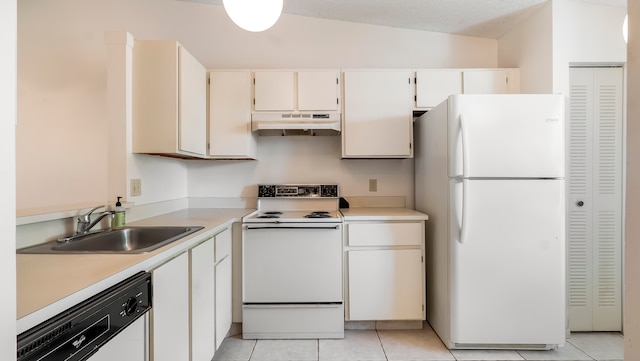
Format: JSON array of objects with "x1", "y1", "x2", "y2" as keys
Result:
[
  {"x1": 150, "y1": 227, "x2": 233, "y2": 361},
  {"x1": 349, "y1": 249, "x2": 423, "y2": 320},
  {"x1": 214, "y1": 228, "x2": 233, "y2": 349},
  {"x1": 191, "y1": 237, "x2": 216, "y2": 361},
  {"x1": 151, "y1": 252, "x2": 190, "y2": 361},
  {"x1": 345, "y1": 221, "x2": 425, "y2": 321}
]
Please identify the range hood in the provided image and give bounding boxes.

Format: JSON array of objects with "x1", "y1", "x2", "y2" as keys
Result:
[{"x1": 251, "y1": 112, "x2": 341, "y2": 136}]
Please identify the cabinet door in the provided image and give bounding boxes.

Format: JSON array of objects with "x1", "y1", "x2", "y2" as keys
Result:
[
  {"x1": 343, "y1": 70, "x2": 413, "y2": 158},
  {"x1": 209, "y1": 71, "x2": 256, "y2": 159},
  {"x1": 215, "y1": 228, "x2": 232, "y2": 262},
  {"x1": 415, "y1": 69, "x2": 462, "y2": 109},
  {"x1": 254, "y1": 71, "x2": 295, "y2": 111},
  {"x1": 348, "y1": 249, "x2": 423, "y2": 320},
  {"x1": 151, "y1": 252, "x2": 190, "y2": 361},
  {"x1": 179, "y1": 46, "x2": 207, "y2": 155},
  {"x1": 463, "y1": 69, "x2": 508, "y2": 94},
  {"x1": 214, "y1": 228, "x2": 232, "y2": 349},
  {"x1": 215, "y1": 256, "x2": 232, "y2": 350},
  {"x1": 191, "y1": 238, "x2": 216, "y2": 361},
  {"x1": 298, "y1": 71, "x2": 339, "y2": 111}
]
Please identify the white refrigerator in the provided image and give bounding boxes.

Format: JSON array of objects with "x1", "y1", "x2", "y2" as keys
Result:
[{"x1": 415, "y1": 94, "x2": 566, "y2": 350}]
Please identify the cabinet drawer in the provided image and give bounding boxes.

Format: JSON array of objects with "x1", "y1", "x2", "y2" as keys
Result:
[
  {"x1": 347, "y1": 222, "x2": 422, "y2": 247},
  {"x1": 215, "y1": 228, "x2": 232, "y2": 262}
]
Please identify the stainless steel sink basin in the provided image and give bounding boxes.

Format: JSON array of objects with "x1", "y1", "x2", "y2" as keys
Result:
[{"x1": 18, "y1": 226, "x2": 204, "y2": 254}]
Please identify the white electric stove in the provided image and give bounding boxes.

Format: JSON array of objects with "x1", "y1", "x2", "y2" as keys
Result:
[{"x1": 241, "y1": 184, "x2": 344, "y2": 339}]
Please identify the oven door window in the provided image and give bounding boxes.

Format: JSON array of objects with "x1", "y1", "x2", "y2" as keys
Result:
[{"x1": 243, "y1": 225, "x2": 342, "y2": 303}]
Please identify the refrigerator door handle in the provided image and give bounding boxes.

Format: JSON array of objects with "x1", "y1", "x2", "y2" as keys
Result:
[
  {"x1": 460, "y1": 178, "x2": 469, "y2": 244},
  {"x1": 460, "y1": 114, "x2": 470, "y2": 178}
]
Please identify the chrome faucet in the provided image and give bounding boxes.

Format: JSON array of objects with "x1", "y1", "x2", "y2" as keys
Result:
[{"x1": 76, "y1": 205, "x2": 114, "y2": 235}]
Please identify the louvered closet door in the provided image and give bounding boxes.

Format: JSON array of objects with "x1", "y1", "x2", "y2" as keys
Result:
[{"x1": 568, "y1": 67, "x2": 623, "y2": 331}]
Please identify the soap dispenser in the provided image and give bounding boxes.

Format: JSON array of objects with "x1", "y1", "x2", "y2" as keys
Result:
[{"x1": 112, "y1": 196, "x2": 126, "y2": 227}]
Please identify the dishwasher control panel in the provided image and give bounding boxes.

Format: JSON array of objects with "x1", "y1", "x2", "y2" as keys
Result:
[{"x1": 17, "y1": 272, "x2": 152, "y2": 361}]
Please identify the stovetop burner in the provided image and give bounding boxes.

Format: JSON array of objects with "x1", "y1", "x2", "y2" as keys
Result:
[
  {"x1": 257, "y1": 211, "x2": 283, "y2": 219},
  {"x1": 305, "y1": 211, "x2": 331, "y2": 218},
  {"x1": 245, "y1": 184, "x2": 341, "y2": 224}
]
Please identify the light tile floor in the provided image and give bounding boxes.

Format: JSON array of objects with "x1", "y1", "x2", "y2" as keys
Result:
[{"x1": 213, "y1": 323, "x2": 624, "y2": 361}]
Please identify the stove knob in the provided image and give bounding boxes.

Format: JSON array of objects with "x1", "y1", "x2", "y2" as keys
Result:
[{"x1": 124, "y1": 297, "x2": 139, "y2": 316}]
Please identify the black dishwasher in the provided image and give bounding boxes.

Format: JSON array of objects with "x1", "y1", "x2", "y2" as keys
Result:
[{"x1": 17, "y1": 271, "x2": 152, "y2": 361}]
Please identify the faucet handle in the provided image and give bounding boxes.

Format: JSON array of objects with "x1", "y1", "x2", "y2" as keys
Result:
[
  {"x1": 81, "y1": 205, "x2": 106, "y2": 222},
  {"x1": 77, "y1": 205, "x2": 106, "y2": 234}
]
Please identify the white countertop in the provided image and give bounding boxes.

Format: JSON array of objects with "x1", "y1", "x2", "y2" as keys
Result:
[
  {"x1": 17, "y1": 207, "x2": 427, "y2": 333},
  {"x1": 340, "y1": 207, "x2": 429, "y2": 221},
  {"x1": 17, "y1": 208, "x2": 254, "y2": 334}
]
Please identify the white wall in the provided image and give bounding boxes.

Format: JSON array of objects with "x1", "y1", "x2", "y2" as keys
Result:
[
  {"x1": 566, "y1": 1, "x2": 627, "y2": 64},
  {"x1": 1, "y1": 0, "x2": 17, "y2": 358},
  {"x1": 498, "y1": 0, "x2": 626, "y2": 94},
  {"x1": 187, "y1": 136, "x2": 415, "y2": 206},
  {"x1": 17, "y1": 0, "x2": 499, "y2": 214},
  {"x1": 498, "y1": 2, "x2": 553, "y2": 93},
  {"x1": 626, "y1": 2, "x2": 639, "y2": 358}
]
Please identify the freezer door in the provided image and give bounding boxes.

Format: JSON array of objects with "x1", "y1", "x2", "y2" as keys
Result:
[
  {"x1": 449, "y1": 178, "x2": 565, "y2": 346},
  {"x1": 448, "y1": 94, "x2": 564, "y2": 178}
]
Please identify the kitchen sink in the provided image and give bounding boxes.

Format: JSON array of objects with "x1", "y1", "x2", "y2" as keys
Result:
[{"x1": 17, "y1": 226, "x2": 204, "y2": 254}]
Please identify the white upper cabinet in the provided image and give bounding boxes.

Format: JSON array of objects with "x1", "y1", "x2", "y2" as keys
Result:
[
  {"x1": 254, "y1": 71, "x2": 295, "y2": 111},
  {"x1": 133, "y1": 40, "x2": 207, "y2": 158},
  {"x1": 179, "y1": 47, "x2": 208, "y2": 155},
  {"x1": 462, "y1": 69, "x2": 519, "y2": 94},
  {"x1": 414, "y1": 68, "x2": 520, "y2": 110},
  {"x1": 253, "y1": 70, "x2": 340, "y2": 112},
  {"x1": 208, "y1": 70, "x2": 257, "y2": 159},
  {"x1": 342, "y1": 70, "x2": 413, "y2": 158},
  {"x1": 415, "y1": 69, "x2": 463, "y2": 109},
  {"x1": 297, "y1": 71, "x2": 340, "y2": 111}
]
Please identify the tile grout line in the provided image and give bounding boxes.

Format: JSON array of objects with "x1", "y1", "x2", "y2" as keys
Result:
[
  {"x1": 375, "y1": 329, "x2": 391, "y2": 361},
  {"x1": 247, "y1": 339, "x2": 258, "y2": 361},
  {"x1": 564, "y1": 338, "x2": 600, "y2": 361}
]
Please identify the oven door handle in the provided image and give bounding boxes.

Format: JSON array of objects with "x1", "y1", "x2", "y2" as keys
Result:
[{"x1": 244, "y1": 225, "x2": 340, "y2": 230}]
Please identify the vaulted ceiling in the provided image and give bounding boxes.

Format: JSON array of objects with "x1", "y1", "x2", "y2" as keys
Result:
[{"x1": 181, "y1": 0, "x2": 626, "y2": 39}]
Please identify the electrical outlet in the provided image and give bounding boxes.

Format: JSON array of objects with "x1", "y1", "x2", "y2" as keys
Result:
[
  {"x1": 130, "y1": 179, "x2": 142, "y2": 197},
  {"x1": 369, "y1": 179, "x2": 378, "y2": 192}
]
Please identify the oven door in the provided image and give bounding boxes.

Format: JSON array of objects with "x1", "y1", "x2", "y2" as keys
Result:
[{"x1": 242, "y1": 222, "x2": 343, "y2": 303}]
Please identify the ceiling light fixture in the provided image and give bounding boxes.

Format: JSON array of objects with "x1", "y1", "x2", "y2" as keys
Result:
[
  {"x1": 222, "y1": 0, "x2": 283, "y2": 32},
  {"x1": 623, "y1": 14, "x2": 628, "y2": 44}
]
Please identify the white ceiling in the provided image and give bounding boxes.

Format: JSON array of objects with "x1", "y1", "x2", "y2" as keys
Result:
[{"x1": 181, "y1": 0, "x2": 626, "y2": 39}]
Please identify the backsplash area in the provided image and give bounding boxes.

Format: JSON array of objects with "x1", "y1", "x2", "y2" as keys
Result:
[{"x1": 186, "y1": 136, "x2": 414, "y2": 206}]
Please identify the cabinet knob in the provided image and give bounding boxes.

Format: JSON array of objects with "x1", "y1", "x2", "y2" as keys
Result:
[{"x1": 576, "y1": 201, "x2": 584, "y2": 207}]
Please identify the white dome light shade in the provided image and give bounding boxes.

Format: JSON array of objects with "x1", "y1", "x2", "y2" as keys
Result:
[
  {"x1": 623, "y1": 14, "x2": 628, "y2": 44},
  {"x1": 223, "y1": 0, "x2": 283, "y2": 32}
]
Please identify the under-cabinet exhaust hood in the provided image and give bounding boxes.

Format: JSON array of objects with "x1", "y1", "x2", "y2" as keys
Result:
[{"x1": 251, "y1": 112, "x2": 341, "y2": 136}]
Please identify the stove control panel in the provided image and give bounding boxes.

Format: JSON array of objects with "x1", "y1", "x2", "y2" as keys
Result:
[{"x1": 258, "y1": 184, "x2": 338, "y2": 198}]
